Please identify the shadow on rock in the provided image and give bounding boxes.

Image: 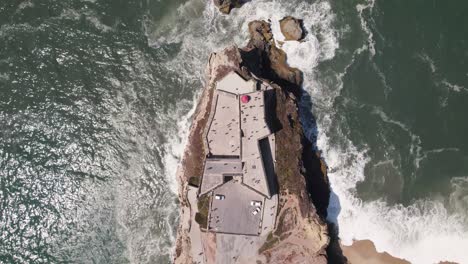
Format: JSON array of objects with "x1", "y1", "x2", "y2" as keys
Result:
[{"x1": 238, "y1": 19, "x2": 348, "y2": 264}]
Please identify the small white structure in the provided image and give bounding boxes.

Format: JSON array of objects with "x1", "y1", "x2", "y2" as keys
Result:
[
  {"x1": 215, "y1": 194, "x2": 225, "y2": 200},
  {"x1": 252, "y1": 207, "x2": 261, "y2": 215},
  {"x1": 250, "y1": 201, "x2": 262, "y2": 206}
]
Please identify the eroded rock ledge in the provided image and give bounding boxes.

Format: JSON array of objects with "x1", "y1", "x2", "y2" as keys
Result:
[{"x1": 174, "y1": 20, "x2": 331, "y2": 264}]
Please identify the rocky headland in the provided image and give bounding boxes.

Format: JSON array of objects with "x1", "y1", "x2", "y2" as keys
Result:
[
  {"x1": 173, "y1": 3, "x2": 463, "y2": 264},
  {"x1": 173, "y1": 17, "x2": 333, "y2": 264}
]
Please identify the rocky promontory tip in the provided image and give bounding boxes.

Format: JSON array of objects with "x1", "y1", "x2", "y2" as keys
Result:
[
  {"x1": 280, "y1": 16, "x2": 305, "y2": 41},
  {"x1": 242, "y1": 20, "x2": 303, "y2": 91},
  {"x1": 213, "y1": 0, "x2": 244, "y2": 14}
]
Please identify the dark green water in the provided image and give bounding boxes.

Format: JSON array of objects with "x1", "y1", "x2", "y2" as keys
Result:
[
  {"x1": 348, "y1": 0, "x2": 468, "y2": 206},
  {"x1": 0, "y1": 0, "x2": 189, "y2": 262},
  {"x1": 1, "y1": 0, "x2": 467, "y2": 263}
]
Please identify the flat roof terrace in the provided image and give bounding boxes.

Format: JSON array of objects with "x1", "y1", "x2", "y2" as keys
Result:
[
  {"x1": 200, "y1": 158, "x2": 243, "y2": 195},
  {"x1": 208, "y1": 180, "x2": 264, "y2": 235},
  {"x1": 240, "y1": 90, "x2": 274, "y2": 197},
  {"x1": 206, "y1": 91, "x2": 241, "y2": 156},
  {"x1": 240, "y1": 90, "x2": 271, "y2": 141}
]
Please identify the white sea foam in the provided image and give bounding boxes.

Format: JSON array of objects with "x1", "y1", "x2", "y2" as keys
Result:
[
  {"x1": 416, "y1": 52, "x2": 468, "y2": 94},
  {"x1": 356, "y1": 0, "x2": 376, "y2": 57},
  {"x1": 371, "y1": 107, "x2": 424, "y2": 171},
  {"x1": 442, "y1": 79, "x2": 468, "y2": 93},
  {"x1": 449, "y1": 177, "x2": 468, "y2": 215},
  {"x1": 357, "y1": 0, "x2": 394, "y2": 97},
  {"x1": 417, "y1": 52, "x2": 437, "y2": 73},
  {"x1": 16, "y1": 0, "x2": 34, "y2": 11},
  {"x1": 162, "y1": 98, "x2": 198, "y2": 194}
]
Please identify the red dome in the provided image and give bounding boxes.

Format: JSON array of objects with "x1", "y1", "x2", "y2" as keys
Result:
[{"x1": 241, "y1": 95, "x2": 250, "y2": 103}]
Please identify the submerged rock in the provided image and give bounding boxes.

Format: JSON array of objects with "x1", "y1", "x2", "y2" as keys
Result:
[
  {"x1": 213, "y1": 0, "x2": 244, "y2": 14},
  {"x1": 279, "y1": 16, "x2": 304, "y2": 41}
]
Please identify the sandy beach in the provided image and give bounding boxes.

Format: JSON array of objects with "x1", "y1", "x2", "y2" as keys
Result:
[
  {"x1": 342, "y1": 240, "x2": 410, "y2": 264},
  {"x1": 342, "y1": 240, "x2": 460, "y2": 264}
]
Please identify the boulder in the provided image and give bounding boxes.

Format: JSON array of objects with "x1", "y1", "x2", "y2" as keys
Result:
[
  {"x1": 243, "y1": 20, "x2": 303, "y2": 89},
  {"x1": 213, "y1": 0, "x2": 243, "y2": 14},
  {"x1": 280, "y1": 16, "x2": 304, "y2": 41}
]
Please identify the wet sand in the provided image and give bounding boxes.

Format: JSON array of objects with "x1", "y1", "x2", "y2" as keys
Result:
[
  {"x1": 342, "y1": 240, "x2": 410, "y2": 264},
  {"x1": 342, "y1": 239, "x2": 460, "y2": 264},
  {"x1": 341, "y1": 240, "x2": 458, "y2": 264}
]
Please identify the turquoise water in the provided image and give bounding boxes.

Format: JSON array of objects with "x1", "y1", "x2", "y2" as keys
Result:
[{"x1": 1, "y1": 0, "x2": 467, "y2": 263}]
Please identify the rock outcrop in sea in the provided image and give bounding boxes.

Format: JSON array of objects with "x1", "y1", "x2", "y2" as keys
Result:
[
  {"x1": 173, "y1": 18, "x2": 333, "y2": 264},
  {"x1": 213, "y1": 0, "x2": 245, "y2": 14},
  {"x1": 244, "y1": 21, "x2": 303, "y2": 90},
  {"x1": 279, "y1": 16, "x2": 305, "y2": 41}
]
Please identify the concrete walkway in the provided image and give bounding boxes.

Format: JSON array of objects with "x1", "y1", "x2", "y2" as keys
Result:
[{"x1": 188, "y1": 186, "x2": 206, "y2": 264}]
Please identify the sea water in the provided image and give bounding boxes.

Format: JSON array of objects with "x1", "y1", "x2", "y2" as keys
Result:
[{"x1": 1, "y1": 0, "x2": 467, "y2": 263}]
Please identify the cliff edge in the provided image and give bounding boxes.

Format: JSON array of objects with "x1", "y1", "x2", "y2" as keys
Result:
[{"x1": 174, "y1": 20, "x2": 331, "y2": 264}]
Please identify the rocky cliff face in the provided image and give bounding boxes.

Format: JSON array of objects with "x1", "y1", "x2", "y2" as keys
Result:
[
  {"x1": 242, "y1": 20, "x2": 303, "y2": 90},
  {"x1": 173, "y1": 20, "x2": 332, "y2": 264}
]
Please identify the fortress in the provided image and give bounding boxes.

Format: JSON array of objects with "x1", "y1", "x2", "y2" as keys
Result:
[
  {"x1": 175, "y1": 20, "x2": 332, "y2": 264},
  {"x1": 198, "y1": 71, "x2": 280, "y2": 236}
]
